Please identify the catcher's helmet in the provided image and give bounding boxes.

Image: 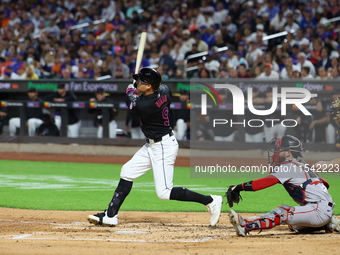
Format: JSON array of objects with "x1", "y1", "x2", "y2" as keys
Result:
[
  {"x1": 268, "y1": 135, "x2": 303, "y2": 165},
  {"x1": 133, "y1": 68, "x2": 162, "y2": 91}
]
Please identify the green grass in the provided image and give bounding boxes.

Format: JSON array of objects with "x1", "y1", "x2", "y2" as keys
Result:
[{"x1": 0, "y1": 160, "x2": 339, "y2": 214}]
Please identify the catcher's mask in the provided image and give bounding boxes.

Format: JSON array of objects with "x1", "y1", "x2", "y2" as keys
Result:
[
  {"x1": 330, "y1": 97, "x2": 340, "y2": 129},
  {"x1": 268, "y1": 135, "x2": 303, "y2": 165}
]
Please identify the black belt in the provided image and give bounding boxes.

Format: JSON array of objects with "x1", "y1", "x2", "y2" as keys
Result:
[
  {"x1": 309, "y1": 201, "x2": 334, "y2": 207},
  {"x1": 146, "y1": 132, "x2": 173, "y2": 143}
]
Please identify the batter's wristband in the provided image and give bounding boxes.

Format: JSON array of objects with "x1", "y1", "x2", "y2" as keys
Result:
[
  {"x1": 233, "y1": 184, "x2": 244, "y2": 192},
  {"x1": 126, "y1": 88, "x2": 136, "y2": 95},
  {"x1": 243, "y1": 181, "x2": 254, "y2": 191}
]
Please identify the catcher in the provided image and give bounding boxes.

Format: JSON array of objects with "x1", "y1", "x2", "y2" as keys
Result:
[{"x1": 226, "y1": 135, "x2": 340, "y2": 236}]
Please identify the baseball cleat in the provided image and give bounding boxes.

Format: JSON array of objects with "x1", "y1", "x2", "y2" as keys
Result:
[
  {"x1": 327, "y1": 215, "x2": 340, "y2": 232},
  {"x1": 87, "y1": 210, "x2": 118, "y2": 226},
  {"x1": 229, "y1": 210, "x2": 247, "y2": 236},
  {"x1": 206, "y1": 195, "x2": 223, "y2": 226}
]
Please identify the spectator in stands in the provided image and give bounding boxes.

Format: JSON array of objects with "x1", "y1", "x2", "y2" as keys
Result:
[
  {"x1": 329, "y1": 57, "x2": 340, "y2": 73},
  {"x1": 330, "y1": 67, "x2": 340, "y2": 79},
  {"x1": 246, "y1": 41, "x2": 263, "y2": 67},
  {"x1": 310, "y1": 38, "x2": 323, "y2": 66},
  {"x1": 301, "y1": 66, "x2": 314, "y2": 79},
  {"x1": 237, "y1": 64, "x2": 252, "y2": 78},
  {"x1": 316, "y1": 66, "x2": 330, "y2": 80},
  {"x1": 281, "y1": 56, "x2": 298, "y2": 79},
  {"x1": 193, "y1": 30, "x2": 209, "y2": 52},
  {"x1": 158, "y1": 44, "x2": 175, "y2": 76},
  {"x1": 100, "y1": 60, "x2": 111, "y2": 77},
  {"x1": 213, "y1": 1, "x2": 228, "y2": 27},
  {"x1": 226, "y1": 46, "x2": 238, "y2": 69},
  {"x1": 45, "y1": 83, "x2": 81, "y2": 138},
  {"x1": 290, "y1": 44, "x2": 301, "y2": 65},
  {"x1": 112, "y1": 55, "x2": 129, "y2": 79},
  {"x1": 270, "y1": 10, "x2": 286, "y2": 32},
  {"x1": 284, "y1": 12, "x2": 300, "y2": 32},
  {"x1": 257, "y1": 63, "x2": 279, "y2": 79},
  {"x1": 317, "y1": 47, "x2": 332, "y2": 70},
  {"x1": 236, "y1": 50, "x2": 249, "y2": 70},
  {"x1": 250, "y1": 65, "x2": 262, "y2": 78},
  {"x1": 300, "y1": 9, "x2": 317, "y2": 31},
  {"x1": 0, "y1": 51, "x2": 14, "y2": 76},
  {"x1": 299, "y1": 38, "x2": 311, "y2": 56},
  {"x1": 25, "y1": 65, "x2": 39, "y2": 80},
  {"x1": 216, "y1": 67, "x2": 229, "y2": 78},
  {"x1": 9, "y1": 88, "x2": 44, "y2": 137},
  {"x1": 297, "y1": 52, "x2": 316, "y2": 77},
  {"x1": 89, "y1": 87, "x2": 118, "y2": 139},
  {"x1": 229, "y1": 67, "x2": 239, "y2": 78},
  {"x1": 198, "y1": 68, "x2": 211, "y2": 78},
  {"x1": 11, "y1": 65, "x2": 26, "y2": 79}
]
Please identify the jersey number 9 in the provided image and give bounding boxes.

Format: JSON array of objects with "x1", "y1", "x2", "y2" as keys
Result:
[{"x1": 162, "y1": 107, "x2": 170, "y2": 126}]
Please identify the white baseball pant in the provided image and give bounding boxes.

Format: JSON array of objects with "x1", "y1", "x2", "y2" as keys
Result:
[
  {"x1": 9, "y1": 117, "x2": 43, "y2": 136},
  {"x1": 288, "y1": 201, "x2": 334, "y2": 228},
  {"x1": 214, "y1": 132, "x2": 235, "y2": 142},
  {"x1": 326, "y1": 124, "x2": 336, "y2": 144},
  {"x1": 120, "y1": 134, "x2": 178, "y2": 200},
  {"x1": 54, "y1": 116, "x2": 81, "y2": 138},
  {"x1": 174, "y1": 119, "x2": 187, "y2": 141},
  {"x1": 131, "y1": 127, "x2": 145, "y2": 139},
  {"x1": 97, "y1": 120, "x2": 118, "y2": 138}
]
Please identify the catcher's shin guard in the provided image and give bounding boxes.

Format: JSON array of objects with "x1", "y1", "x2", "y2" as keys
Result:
[
  {"x1": 243, "y1": 205, "x2": 294, "y2": 232},
  {"x1": 107, "y1": 178, "x2": 133, "y2": 217}
]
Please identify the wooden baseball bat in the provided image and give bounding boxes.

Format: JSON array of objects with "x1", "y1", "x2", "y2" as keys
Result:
[{"x1": 134, "y1": 32, "x2": 147, "y2": 76}]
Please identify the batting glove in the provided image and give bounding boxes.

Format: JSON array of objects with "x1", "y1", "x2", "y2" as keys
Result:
[{"x1": 126, "y1": 84, "x2": 136, "y2": 95}]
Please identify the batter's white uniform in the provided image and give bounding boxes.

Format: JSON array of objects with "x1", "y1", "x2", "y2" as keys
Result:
[
  {"x1": 121, "y1": 132, "x2": 178, "y2": 200},
  {"x1": 119, "y1": 83, "x2": 180, "y2": 200}
]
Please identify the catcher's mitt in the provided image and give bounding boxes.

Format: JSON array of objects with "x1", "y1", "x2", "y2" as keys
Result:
[{"x1": 225, "y1": 186, "x2": 242, "y2": 207}]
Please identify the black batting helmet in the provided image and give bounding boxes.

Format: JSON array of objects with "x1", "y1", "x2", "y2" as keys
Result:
[
  {"x1": 268, "y1": 135, "x2": 303, "y2": 165},
  {"x1": 133, "y1": 68, "x2": 162, "y2": 91}
]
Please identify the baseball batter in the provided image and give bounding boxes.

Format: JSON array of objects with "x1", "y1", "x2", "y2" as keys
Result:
[
  {"x1": 227, "y1": 135, "x2": 339, "y2": 236},
  {"x1": 88, "y1": 68, "x2": 222, "y2": 226}
]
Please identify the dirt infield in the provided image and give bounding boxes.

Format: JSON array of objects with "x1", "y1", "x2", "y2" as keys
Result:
[{"x1": 0, "y1": 152, "x2": 339, "y2": 255}]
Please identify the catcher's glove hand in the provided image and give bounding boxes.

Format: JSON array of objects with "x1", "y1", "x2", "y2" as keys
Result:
[{"x1": 225, "y1": 185, "x2": 242, "y2": 208}]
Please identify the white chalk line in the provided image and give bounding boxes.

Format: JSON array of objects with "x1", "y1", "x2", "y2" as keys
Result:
[
  {"x1": 0, "y1": 219, "x2": 229, "y2": 243},
  {"x1": 0, "y1": 232, "x2": 227, "y2": 243},
  {"x1": 0, "y1": 218, "x2": 229, "y2": 228}
]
